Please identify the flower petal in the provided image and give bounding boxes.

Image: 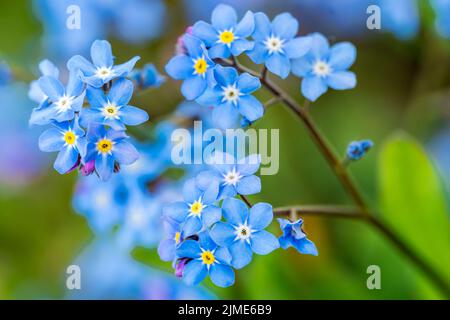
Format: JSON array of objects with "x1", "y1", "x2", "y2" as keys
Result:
[
  {"x1": 208, "y1": 43, "x2": 231, "y2": 59},
  {"x1": 236, "y1": 154, "x2": 261, "y2": 175},
  {"x1": 251, "y1": 230, "x2": 279, "y2": 255},
  {"x1": 211, "y1": 4, "x2": 237, "y2": 30},
  {"x1": 291, "y1": 57, "x2": 312, "y2": 77},
  {"x1": 272, "y1": 12, "x2": 298, "y2": 40},
  {"x1": 67, "y1": 55, "x2": 95, "y2": 75},
  {"x1": 54, "y1": 146, "x2": 79, "y2": 174},
  {"x1": 235, "y1": 11, "x2": 255, "y2": 37},
  {"x1": 237, "y1": 95, "x2": 264, "y2": 122},
  {"x1": 202, "y1": 205, "x2": 222, "y2": 227},
  {"x1": 181, "y1": 76, "x2": 207, "y2": 100},
  {"x1": 165, "y1": 55, "x2": 193, "y2": 80},
  {"x1": 38, "y1": 76, "x2": 64, "y2": 101},
  {"x1": 38, "y1": 127, "x2": 64, "y2": 152},
  {"x1": 210, "y1": 264, "x2": 235, "y2": 287},
  {"x1": 222, "y1": 197, "x2": 248, "y2": 225},
  {"x1": 230, "y1": 39, "x2": 254, "y2": 56},
  {"x1": 212, "y1": 103, "x2": 239, "y2": 129},
  {"x1": 247, "y1": 42, "x2": 268, "y2": 64},
  {"x1": 182, "y1": 217, "x2": 203, "y2": 237},
  {"x1": 329, "y1": 42, "x2": 356, "y2": 71},
  {"x1": 284, "y1": 36, "x2": 312, "y2": 59},
  {"x1": 252, "y1": 12, "x2": 271, "y2": 41},
  {"x1": 90, "y1": 40, "x2": 114, "y2": 67},
  {"x1": 301, "y1": 76, "x2": 328, "y2": 102},
  {"x1": 86, "y1": 87, "x2": 107, "y2": 109},
  {"x1": 182, "y1": 260, "x2": 207, "y2": 286},
  {"x1": 39, "y1": 59, "x2": 59, "y2": 78},
  {"x1": 120, "y1": 105, "x2": 149, "y2": 126},
  {"x1": 214, "y1": 65, "x2": 238, "y2": 87},
  {"x1": 248, "y1": 202, "x2": 273, "y2": 231},
  {"x1": 95, "y1": 154, "x2": 114, "y2": 181},
  {"x1": 309, "y1": 32, "x2": 330, "y2": 59},
  {"x1": 266, "y1": 53, "x2": 290, "y2": 79},
  {"x1": 112, "y1": 140, "x2": 139, "y2": 165},
  {"x1": 182, "y1": 34, "x2": 204, "y2": 58},
  {"x1": 210, "y1": 221, "x2": 236, "y2": 247},
  {"x1": 108, "y1": 78, "x2": 134, "y2": 106},
  {"x1": 157, "y1": 239, "x2": 176, "y2": 262},
  {"x1": 177, "y1": 239, "x2": 201, "y2": 259},
  {"x1": 326, "y1": 71, "x2": 356, "y2": 90},
  {"x1": 112, "y1": 56, "x2": 140, "y2": 77},
  {"x1": 236, "y1": 175, "x2": 261, "y2": 195},
  {"x1": 229, "y1": 240, "x2": 252, "y2": 269},
  {"x1": 163, "y1": 201, "x2": 189, "y2": 222},
  {"x1": 183, "y1": 177, "x2": 202, "y2": 203},
  {"x1": 202, "y1": 180, "x2": 219, "y2": 204},
  {"x1": 192, "y1": 21, "x2": 218, "y2": 47},
  {"x1": 66, "y1": 71, "x2": 84, "y2": 96},
  {"x1": 237, "y1": 73, "x2": 260, "y2": 94}
]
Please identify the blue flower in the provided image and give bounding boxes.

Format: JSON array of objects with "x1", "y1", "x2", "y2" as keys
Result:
[
  {"x1": 129, "y1": 63, "x2": 166, "y2": 89},
  {"x1": 30, "y1": 71, "x2": 85, "y2": 125},
  {"x1": 278, "y1": 218, "x2": 318, "y2": 256},
  {"x1": 247, "y1": 12, "x2": 311, "y2": 79},
  {"x1": 431, "y1": 0, "x2": 450, "y2": 38},
  {"x1": 28, "y1": 59, "x2": 60, "y2": 105},
  {"x1": 80, "y1": 78, "x2": 148, "y2": 130},
  {"x1": 163, "y1": 178, "x2": 221, "y2": 237},
  {"x1": 196, "y1": 153, "x2": 261, "y2": 199},
  {"x1": 67, "y1": 39, "x2": 140, "y2": 88},
  {"x1": 192, "y1": 4, "x2": 254, "y2": 59},
  {"x1": 84, "y1": 125, "x2": 139, "y2": 181},
  {"x1": 346, "y1": 139, "x2": 373, "y2": 161},
  {"x1": 176, "y1": 232, "x2": 235, "y2": 287},
  {"x1": 165, "y1": 34, "x2": 215, "y2": 100},
  {"x1": 291, "y1": 33, "x2": 357, "y2": 102},
  {"x1": 210, "y1": 198, "x2": 279, "y2": 269},
  {"x1": 38, "y1": 118, "x2": 86, "y2": 174},
  {"x1": 196, "y1": 65, "x2": 263, "y2": 129},
  {"x1": 378, "y1": 0, "x2": 419, "y2": 40},
  {"x1": 158, "y1": 218, "x2": 185, "y2": 262}
]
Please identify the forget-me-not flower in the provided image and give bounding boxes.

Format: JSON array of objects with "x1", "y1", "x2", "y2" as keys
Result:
[
  {"x1": 278, "y1": 218, "x2": 318, "y2": 256},
  {"x1": 291, "y1": 32, "x2": 357, "y2": 102},
  {"x1": 163, "y1": 178, "x2": 221, "y2": 237},
  {"x1": 247, "y1": 12, "x2": 311, "y2": 79},
  {"x1": 80, "y1": 78, "x2": 148, "y2": 130},
  {"x1": 84, "y1": 125, "x2": 139, "y2": 181},
  {"x1": 192, "y1": 4, "x2": 254, "y2": 59},
  {"x1": 67, "y1": 39, "x2": 140, "y2": 88},
  {"x1": 346, "y1": 139, "x2": 373, "y2": 161},
  {"x1": 176, "y1": 232, "x2": 235, "y2": 287},
  {"x1": 129, "y1": 63, "x2": 166, "y2": 89},
  {"x1": 196, "y1": 65, "x2": 263, "y2": 129},
  {"x1": 210, "y1": 198, "x2": 279, "y2": 269},
  {"x1": 165, "y1": 34, "x2": 215, "y2": 100},
  {"x1": 38, "y1": 118, "x2": 86, "y2": 174}
]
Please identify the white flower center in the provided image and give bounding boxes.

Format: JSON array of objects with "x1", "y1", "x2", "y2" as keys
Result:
[
  {"x1": 312, "y1": 60, "x2": 332, "y2": 77},
  {"x1": 102, "y1": 102, "x2": 120, "y2": 120},
  {"x1": 55, "y1": 95, "x2": 75, "y2": 113},
  {"x1": 264, "y1": 35, "x2": 285, "y2": 54},
  {"x1": 222, "y1": 85, "x2": 240, "y2": 104},
  {"x1": 189, "y1": 198, "x2": 206, "y2": 217},
  {"x1": 222, "y1": 167, "x2": 242, "y2": 186},
  {"x1": 95, "y1": 66, "x2": 114, "y2": 79},
  {"x1": 235, "y1": 223, "x2": 252, "y2": 241}
]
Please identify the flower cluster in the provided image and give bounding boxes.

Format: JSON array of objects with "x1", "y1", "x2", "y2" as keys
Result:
[
  {"x1": 165, "y1": 4, "x2": 357, "y2": 129},
  {"x1": 29, "y1": 40, "x2": 152, "y2": 181}
]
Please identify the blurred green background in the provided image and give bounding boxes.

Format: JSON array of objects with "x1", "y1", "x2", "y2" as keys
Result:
[{"x1": 0, "y1": 0, "x2": 449, "y2": 299}]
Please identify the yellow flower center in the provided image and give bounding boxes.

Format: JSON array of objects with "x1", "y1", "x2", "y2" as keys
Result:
[
  {"x1": 64, "y1": 131, "x2": 76, "y2": 145},
  {"x1": 97, "y1": 138, "x2": 113, "y2": 154},
  {"x1": 189, "y1": 201, "x2": 204, "y2": 216},
  {"x1": 194, "y1": 58, "x2": 208, "y2": 75},
  {"x1": 201, "y1": 251, "x2": 215, "y2": 265},
  {"x1": 174, "y1": 232, "x2": 181, "y2": 244},
  {"x1": 220, "y1": 30, "x2": 234, "y2": 44}
]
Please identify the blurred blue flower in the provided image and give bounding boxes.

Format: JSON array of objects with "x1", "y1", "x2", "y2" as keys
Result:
[
  {"x1": 377, "y1": 0, "x2": 419, "y2": 40},
  {"x1": 346, "y1": 139, "x2": 373, "y2": 161},
  {"x1": 278, "y1": 218, "x2": 318, "y2": 256},
  {"x1": 0, "y1": 61, "x2": 12, "y2": 86},
  {"x1": 176, "y1": 232, "x2": 235, "y2": 287},
  {"x1": 163, "y1": 178, "x2": 221, "y2": 237},
  {"x1": 291, "y1": 33, "x2": 357, "y2": 102},
  {"x1": 196, "y1": 153, "x2": 261, "y2": 198},
  {"x1": 68, "y1": 39, "x2": 139, "y2": 88},
  {"x1": 28, "y1": 59, "x2": 59, "y2": 107},
  {"x1": 129, "y1": 63, "x2": 166, "y2": 89},
  {"x1": 431, "y1": 0, "x2": 450, "y2": 38},
  {"x1": 81, "y1": 78, "x2": 148, "y2": 130},
  {"x1": 84, "y1": 125, "x2": 139, "y2": 181},
  {"x1": 210, "y1": 198, "x2": 279, "y2": 269},
  {"x1": 38, "y1": 118, "x2": 86, "y2": 174},
  {"x1": 192, "y1": 4, "x2": 255, "y2": 59},
  {"x1": 165, "y1": 34, "x2": 215, "y2": 100},
  {"x1": 158, "y1": 218, "x2": 184, "y2": 262},
  {"x1": 196, "y1": 65, "x2": 263, "y2": 129},
  {"x1": 247, "y1": 12, "x2": 311, "y2": 79}
]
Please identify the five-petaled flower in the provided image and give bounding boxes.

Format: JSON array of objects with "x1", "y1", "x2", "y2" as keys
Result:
[
  {"x1": 278, "y1": 218, "x2": 318, "y2": 256},
  {"x1": 165, "y1": 34, "x2": 215, "y2": 100},
  {"x1": 163, "y1": 178, "x2": 222, "y2": 237},
  {"x1": 210, "y1": 198, "x2": 279, "y2": 269},
  {"x1": 38, "y1": 118, "x2": 86, "y2": 174},
  {"x1": 192, "y1": 4, "x2": 255, "y2": 59},
  {"x1": 158, "y1": 217, "x2": 185, "y2": 262},
  {"x1": 291, "y1": 32, "x2": 357, "y2": 102},
  {"x1": 81, "y1": 78, "x2": 148, "y2": 130},
  {"x1": 68, "y1": 40, "x2": 140, "y2": 88},
  {"x1": 247, "y1": 12, "x2": 311, "y2": 79},
  {"x1": 196, "y1": 65, "x2": 263, "y2": 129},
  {"x1": 176, "y1": 232, "x2": 235, "y2": 287}
]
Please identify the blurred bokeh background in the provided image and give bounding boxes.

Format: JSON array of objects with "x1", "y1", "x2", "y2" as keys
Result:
[{"x1": 0, "y1": 0, "x2": 449, "y2": 299}]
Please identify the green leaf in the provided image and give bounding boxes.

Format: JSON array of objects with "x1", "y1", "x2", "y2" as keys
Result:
[{"x1": 378, "y1": 132, "x2": 450, "y2": 295}]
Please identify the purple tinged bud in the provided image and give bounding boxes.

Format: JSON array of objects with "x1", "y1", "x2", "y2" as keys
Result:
[
  {"x1": 175, "y1": 258, "x2": 190, "y2": 278},
  {"x1": 80, "y1": 160, "x2": 95, "y2": 176},
  {"x1": 175, "y1": 26, "x2": 193, "y2": 55}
]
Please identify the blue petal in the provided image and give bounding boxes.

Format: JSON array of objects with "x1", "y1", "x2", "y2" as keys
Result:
[
  {"x1": 202, "y1": 180, "x2": 219, "y2": 204},
  {"x1": 95, "y1": 154, "x2": 114, "y2": 181},
  {"x1": 329, "y1": 42, "x2": 356, "y2": 71},
  {"x1": 309, "y1": 33, "x2": 330, "y2": 59},
  {"x1": 181, "y1": 76, "x2": 207, "y2": 100},
  {"x1": 198, "y1": 232, "x2": 217, "y2": 251},
  {"x1": 80, "y1": 75, "x2": 105, "y2": 88},
  {"x1": 210, "y1": 264, "x2": 235, "y2": 287},
  {"x1": 157, "y1": 239, "x2": 176, "y2": 262},
  {"x1": 222, "y1": 197, "x2": 248, "y2": 226},
  {"x1": 196, "y1": 170, "x2": 221, "y2": 190},
  {"x1": 272, "y1": 13, "x2": 298, "y2": 40},
  {"x1": 237, "y1": 95, "x2": 264, "y2": 122},
  {"x1": 120, "y1": 105, "x2": 149, "y2": 126},
  {"x1": 248, "y1": 202, "x2": 273, "y2": 231},
  {"x1": 90, "y1": 40, "x2": 114, "y2": 67},
  {"x1": 163, "y1": 201, "x2": 189, "y2": 223},
  {"x1": 38, "y1": 127, "x2": 64, "y2": 152},
  {"x1": 214, "y1": 65, "x2": 238, "y2": 87},
  {"x1": 79, "y1": 108, "x2": 103, "y2": 128},
  {"x1": 211, "y1": 4, "x2": 237, "y2": 30},
  {"x1": 293, "y1": 238, "x2": 318, "y2": 256},
  {"x1": 86, "y1": 87, "x2": 107, "y2": 109},
  {"x1": 182, "y1": 34, "x2": 204, "y2": 58},
  {"x1": 112, "y1": 140, "x2": 139, "y2": 165},
  {"x1": 112, "y1": 56, "x2": 140, "y2": 78},
  {"x1": 108, "y1": 78, "x2": 134, "y2": 106},
  {"x1": 266, "y1": 53, "x2": 290, "y2": 79},
  {"x1": 251, "y1": 230, "x2": 279, "y2": 255},
  {"x1": 165, "y1": 55, "x2": 193, "y2": 80},
  {"x1": 236, "y1": 154, "x2": 261, "y2": 175},
  {"x1": 38, "y1": 76, "x2": 64, "y2": 101},
  {"x1": 192, "y1": 21, "x2": 218, "y2": 47},
  {"x1": 177, "y1": 239, "x2": 201, "y2": 259},
  {"x1": 201, "y1": 205, "x2": 222, "y2": 227},
  {"x1": 39, "y1": 59, "x2": 59, "y2": 78},
  {"x1": 195, "y1": 86, "x2": 222, "y2": 106},
  {"x1": 229, "y1": 240, "x2": 252, "y2": 269},
  {"x1": 215, "y1": 246, "x2": 232, "y2": 265},
  {"x1": 301, "y1": 76, "x2": 328, "y2": 102},
  {"x1": 252, "y1": 12, "x2": 271, "y2": 41},
  {"x1": 210, "y1": 221, "x2": 236, "y2": 247},
  {"x1": 29, "y1": 104, "x2": 55, "y2": 126},
  {"x1": 209, "y1": 43, "x2": 230, "y2": 59},
  {"x1": 291, "y1": 57, "x2": 312, "y2": 77},
  {"x1": 72, "y1": 92, "x2": 85, "y2": 113},
  {"x1": 212, "y1": 103, "x2": 239, "y2": 129},
  {"x1": 66, "y1": 71, "x2": 84, "y2": 97},
  {"x1": 237, "y1": 73, "x2": 260, "y2": 94},
  {"x1": 236, "y1": 175, "x2": 261, "y2": 195},
  {"x1": 326, "y1": 71, "x2": 356, "y2": 90},
  {"x1": 284, "y1": 36, "x2": 312, "y2": 59},
  {"x1": 230, "y1": 39, "x2": 254, "y2": 56},
  {"x1": 67, "y1": 55, "x2": 96, "y2": 75},
  {"x1": 54, "y1": 146, "x2": 79, "y2": 174},
  {"x1": 183, "y1": 178, "x2": 202, "y2": 203},
  {"x1": 235, "y1": 11, "x2": 255, "y2": 37},
  {"x1": 247, "y1": 42, "x2": 268, "y2": 64},
  {"x1": 182, "y1": 260, "x2": 207, "y2": 286}
]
